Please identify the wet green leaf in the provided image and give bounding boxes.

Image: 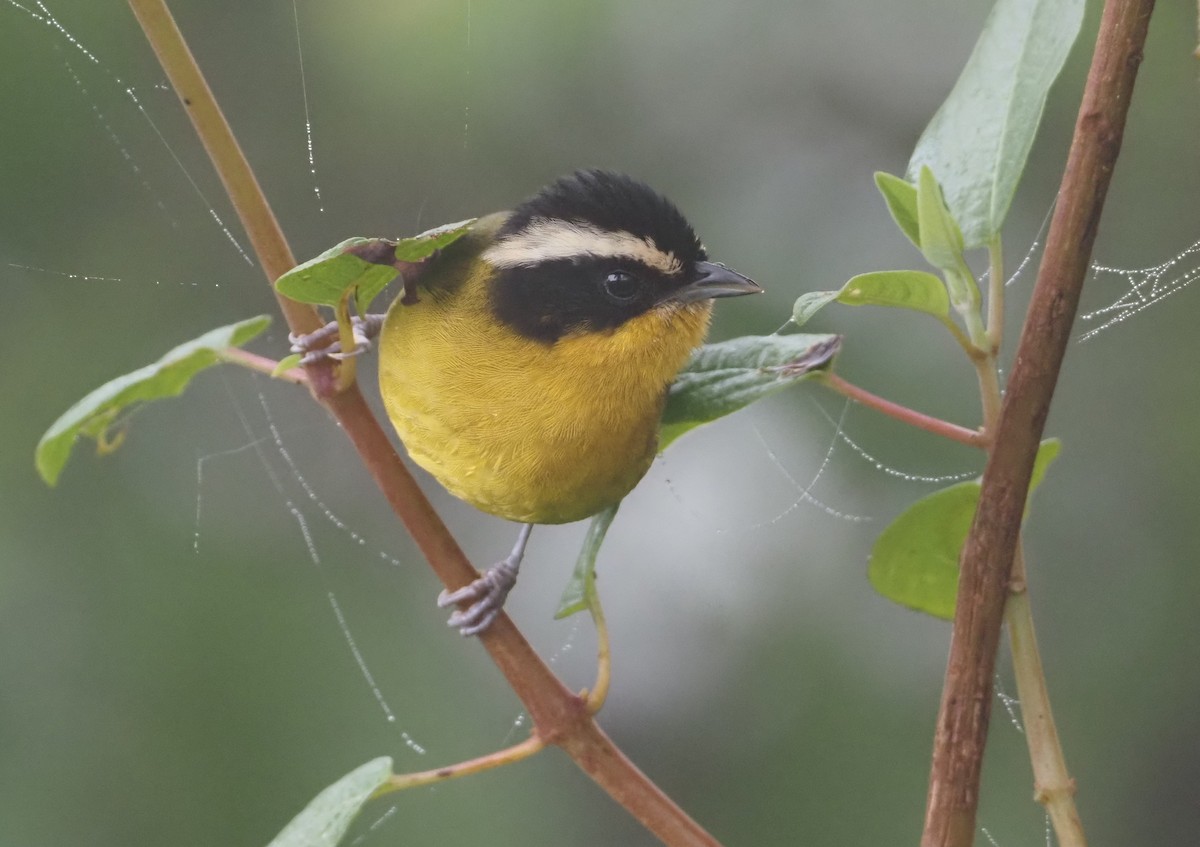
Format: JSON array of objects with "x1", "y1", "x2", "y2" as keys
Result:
[{"x1": 36, "y1": 316, "x2": 271, "y2": 486}]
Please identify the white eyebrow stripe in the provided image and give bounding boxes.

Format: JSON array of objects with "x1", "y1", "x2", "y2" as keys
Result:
[{"x1": 482, "y1": 218, "x2": 683, "y2": 275}]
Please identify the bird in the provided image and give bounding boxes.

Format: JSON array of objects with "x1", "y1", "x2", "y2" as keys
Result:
[{"x1": 296, "y1": 170, "x2": 761, "y2": 635}]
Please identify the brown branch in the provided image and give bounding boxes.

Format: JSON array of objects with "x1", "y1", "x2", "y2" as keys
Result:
[
  {"x1": 127, "y1": 1, "x2": 722, "y2": 843},
  {"x1": 920, "y1": 1, "x2": 1156, "y2": 845}
]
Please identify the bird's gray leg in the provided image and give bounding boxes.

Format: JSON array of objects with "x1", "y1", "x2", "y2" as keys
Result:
[
  {"x1": 288, "y1": 314, "x2": 386, "y2": 365},
  {"x1": 438, "y1": 523, "x2": 533, "y2": 636}
]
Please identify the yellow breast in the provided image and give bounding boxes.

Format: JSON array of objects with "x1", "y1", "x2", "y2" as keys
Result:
[{"x1": 377, "y1": 268, "x2": 712, "y2": 524}]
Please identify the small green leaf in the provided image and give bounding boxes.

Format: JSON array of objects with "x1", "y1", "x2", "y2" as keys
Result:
[
  {"x1": 660, "y1": 334, "x2": 841, "y2": 450},
  {"x1": 392, "y1": 218, "x2": 475, "y2": 262},
  {"x1": 275, "y1": 237, "x2": 399, "y2": 309},
  {"x1": 556, "y1": 503, "x2": 619, "y2": 619},
  {"x1": 36, "y1": 316, "x2": 271, "y2": 486},
  {"x1": 915, "y1": 166, "x2": 965, "y2": 273},
  {"x1": 869, "y1": 438, "x2": 1061, "y2": 619},
  {"x1": 869, "y1": 480, "x2": 980, "y2": 620},
  {"x1": 791, "y1": 290, "x2": 840, "y2": 327},
  {"x1": 906, "y1": 0, "x2": 1085, "y2": 247},
  {"x1": 874, "y1": 172, "x2": 921, "y2": 247},
  {"x1": 838, "y1": 270, "x2": 950, "y2": 318},
  {"x1": 267, "y1": 757, "x2": 393, "y2": 847},
  {"x1": 272, "y1": 353, "x2": 304, "y2": 377}
]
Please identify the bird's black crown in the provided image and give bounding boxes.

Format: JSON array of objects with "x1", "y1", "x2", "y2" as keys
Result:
[
  {"x1": 488, "y1": 170, "x2": 711, "y2": 343},
  {"x1": 500, "y1": 169, "x2": 706, "y2": 268}
]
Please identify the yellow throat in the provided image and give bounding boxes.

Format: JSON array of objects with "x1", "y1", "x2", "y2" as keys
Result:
[{"x1": 377, "y1": 261, "x2": 713, "y2": 525}]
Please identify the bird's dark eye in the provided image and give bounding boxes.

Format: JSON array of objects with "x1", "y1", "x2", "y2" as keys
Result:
[{"x1": 602, "y1": 270, "x2": 641, "y2": 303}]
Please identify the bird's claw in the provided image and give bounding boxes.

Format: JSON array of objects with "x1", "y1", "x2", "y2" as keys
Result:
[
  {"x1": 288, "y1": 315, "x2": 384, "y2": 366},
  {"x1": 438, "y1": 561, "x2": 519, "y2": 637}
]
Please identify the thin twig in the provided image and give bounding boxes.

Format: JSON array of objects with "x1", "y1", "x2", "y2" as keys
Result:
[
  {"x1": 375, "y1": 735, "x2": 546, "y2": 796},
  {"x1": 218, "y1": 348, "x2": 308, "y2": 386},
  {"x1": 921, "y1": 1, "x2": 1155, "y2": 844},
  {"x1": 821, "y1": 373, "x2": 987, "y2": 449}
]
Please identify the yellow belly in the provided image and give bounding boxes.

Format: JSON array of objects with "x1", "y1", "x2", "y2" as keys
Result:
[{"x1": 377, "y1": 277, "x2": 711, "y2": 524}]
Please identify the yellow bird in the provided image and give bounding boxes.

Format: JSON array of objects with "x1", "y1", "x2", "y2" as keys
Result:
[{"x1": 297, "y1": 170, "x2": 760, "y2": 634}]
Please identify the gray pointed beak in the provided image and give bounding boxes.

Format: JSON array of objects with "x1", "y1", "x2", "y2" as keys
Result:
[{"x1": 670, "y1": 261, "x2": 762, "y2": 304}]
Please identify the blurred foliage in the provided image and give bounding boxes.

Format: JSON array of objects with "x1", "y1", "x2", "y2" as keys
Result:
[{"x1": 2, "y1": 1, "x2": 1199, "y2": 846}]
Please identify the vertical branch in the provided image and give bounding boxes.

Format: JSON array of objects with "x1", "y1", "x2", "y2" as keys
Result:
[{"x1": 921, "y1": 1, "x2": 1156, "y2": 845}]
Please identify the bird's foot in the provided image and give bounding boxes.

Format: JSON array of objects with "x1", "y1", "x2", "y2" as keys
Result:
[
  {"x1": 288, "y1": 314, "x2": 385, "y2": 366},
  {"x1": 438, "y1": 560, "x2": 520, "y2": 637}
]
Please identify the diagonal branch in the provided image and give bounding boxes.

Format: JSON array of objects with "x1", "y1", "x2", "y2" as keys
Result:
[
  {"x1": 921, "y1": 1, "x2": 1156, "y2": 844},
  {"x1": 127, "y1": 1, "x2": 721, "y2": 844}
]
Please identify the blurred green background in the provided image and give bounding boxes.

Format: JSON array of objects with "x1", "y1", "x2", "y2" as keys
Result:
[{"x1": 2, "y1": 1, "x2": 1197, "y2": 845}]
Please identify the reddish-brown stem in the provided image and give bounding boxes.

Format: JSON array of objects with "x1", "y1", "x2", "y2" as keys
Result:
[
  {"x1": 218, "y1": 348, "x2": 308, "y2": 385},
  {"x1": 920, "y1": 1, "x2": 1155, "y2": 844},
  {"x1": 128, "y1": 1, "x2": 721, "y2": 843},
  {"x1": 821, "y1": 373, "x2": 986, "y2": 449}
]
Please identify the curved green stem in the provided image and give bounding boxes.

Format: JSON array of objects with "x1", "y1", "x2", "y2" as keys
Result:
[
  {"x1": 986, "y1": 235, "x2": 1005, "y2": 353},
  {"x1": 585, "y1": 576, "x2": 613, "y2": 714},
  {"x1": 374, "y1": 735, "x2": 546, "y2": 797}
]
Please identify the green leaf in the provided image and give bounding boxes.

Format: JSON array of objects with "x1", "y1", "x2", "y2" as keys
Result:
[
  {"x1": 276, "y1": 221, "x2": 475, "y2": 315},
  {"x1": 792, "y1": 270, "x2": 949, "y2": 332},
  {"x1": 791, "y1": 290, "x2": 840, "y2": 327},
  {"x1": 392, "y1": 218, "x2": 475, "y2": 262},
  {"x1": 869, "y1": 438, "x2": 1061, "y2": 619},
  {"x1": 874, "y1": 172, "x2": 921, "y2": 247},
  {"x1": 838, "y1": 270, "x2": 950, "y2": 318},
  {"x1": 275, "y1": 238, "x2": 399, "y2": 310},
  {"x1": 35, "y1": 316, "x2": 271, "y2": 486},
  {"x1": 660, "y1": 334, "x2": 841, "y2": 450},
  {"x1": 556, "y1": 503, "x2": 619, "y2": 619},
  {"x1": 915, "y1": 166, "x2": 965, "y2": 273},
  {"x1": 272, "y1": 353, "x2": 304, "y2": 377},
  {"x1": 267, "y1": 757, "x2": 393, "y2": 847},
  {"x1": 906, "y1": 0, "x2": 1085, "y2": 248}
]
